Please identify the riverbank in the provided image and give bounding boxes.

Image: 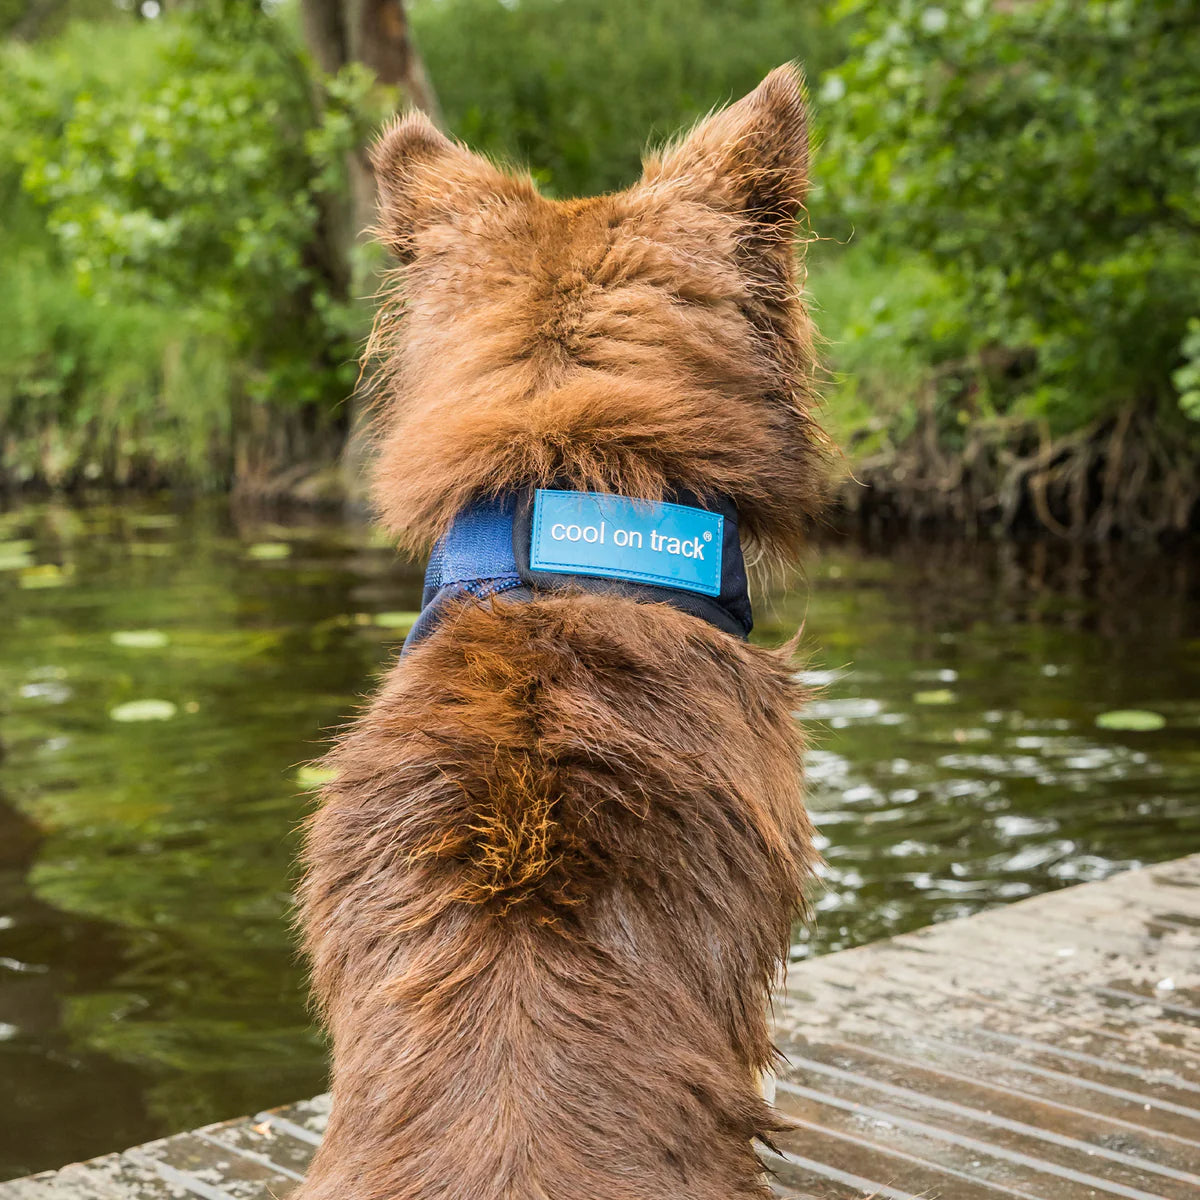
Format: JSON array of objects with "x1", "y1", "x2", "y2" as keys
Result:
[
  {"x1": 11, "y1": 156, "x2": 1199, "y2": 538},
  {"x1": 5, "y1": 229, "x2": 1196, "y2": 543},
  {"x1": 6, "y1": 408, "x2": 1199, "y2": 544},
  {"x1": 6, "y1": 443, "x2": 1197, "y2": 543},
  {"x1": 836, "y1": 406, "x2": 1200, "y2": 542}
]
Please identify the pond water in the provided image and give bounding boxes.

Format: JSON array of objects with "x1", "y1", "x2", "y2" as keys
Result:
[{"x1": 1, "y1": 500, "x2": 1198, "y2": 1179}]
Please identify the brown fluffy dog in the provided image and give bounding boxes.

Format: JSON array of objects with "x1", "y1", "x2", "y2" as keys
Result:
[{"x1": 298, "y1": 65, "x2": 827, "y2": 1200}]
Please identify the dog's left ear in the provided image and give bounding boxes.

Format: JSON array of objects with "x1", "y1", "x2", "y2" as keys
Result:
[
  {"x1": 642, "y1": 63, "x2": 808, "y2": 246},
  {"x1": 370, "y1": 110, "x2": 536, "y2": 261}
]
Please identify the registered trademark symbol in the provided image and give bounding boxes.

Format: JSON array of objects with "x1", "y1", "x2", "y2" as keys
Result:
[{"x1": 703, "y1": 531, "x2": 713, "y2": 542}]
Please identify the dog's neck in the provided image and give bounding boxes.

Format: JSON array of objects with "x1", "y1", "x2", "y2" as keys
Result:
[{"x1": 403, "y1": 488, "x2": 753, "y2": 651}]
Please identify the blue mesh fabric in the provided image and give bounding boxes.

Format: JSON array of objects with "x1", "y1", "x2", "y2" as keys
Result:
[
  {"x1": 437, "y1": 496, "x2": 521, "y2": 586},
  {"x1": 405, "y1": 496, "x2": 522, "y2": 652}
]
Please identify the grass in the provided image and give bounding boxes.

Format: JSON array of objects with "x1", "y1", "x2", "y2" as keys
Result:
[
  {"x1": 0, "y1": 189, "x2": 238, "y2": 490},
  {"x1": 805, "y1": 241, "x2": 951, "y2": 458}
]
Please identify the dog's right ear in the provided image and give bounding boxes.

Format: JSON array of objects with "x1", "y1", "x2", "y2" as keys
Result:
[
  {"x1": 370, "y1": 111, "x2": 531, "y2": 261},
  {"x1": 641, "y1": 65, "x2": 809, "y2": 240}
]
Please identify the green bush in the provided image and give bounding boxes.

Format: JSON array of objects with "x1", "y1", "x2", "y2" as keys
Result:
[
  {"x1": 4, "y1": 7, "x2": 372, "y2": 413},
  {"x1": 2, "y1": 0, "x2": 851, "y2": 492},
  {"x1": 9, "y1": 0, "x2": 1195, "y2": 520},
  {"x1": 820, "y1": 0, "x2": 1200, "y2": 430},
  {"x1": 0, "y1": 166, "x2": 236, "y2": 487},
  {"x1": 413, "y1": 0, "x2": 843, "y2": 197}
]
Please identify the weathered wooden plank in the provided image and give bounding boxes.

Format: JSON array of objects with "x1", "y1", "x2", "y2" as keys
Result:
[
  {"x1": 0, "y1": 1179, "x2": 75, "y2": 1200},
  {"x1": 784, "y1": 1037, "x2": 1200, "y2": 1180},
  {"x1": 767, "y1": 1117, "x2": 1038, "y2": 1200},
  {"x1": 761, "y1": 1142, "x2": 928, "y2": 1200},
  {"x1": 781, "y1": 966, "x2": 1200, "y2": 1118},
  {"x1": 776, "y1": 1001, "x2": 1200, "y2": 1148},
  {"x1": 775, "y1": 1059, "x2": 1198, "y2": 1199},
  {"x1": 1146, "y1": 860, "x2": 1200, "y2": 895},
  {"x1": 250, "y1": 1096, "x2": 329, "y2": 1148},
  {"x1": 196, "y1": 1120, "x2": 313, "y2": 1183},
  {"x1": 126, "y1": 1131, "x2": 299, "y2": 1200},
  {"x1": 846, "y1": 923, "x2": 1198, "y2": 1004},
  {"x1": 0, "y1": 1153, "x2": 194, "y2": 1200},
  {"x1": 787, "y1": 949, "x2": 1200, "y2": 1078},
  {"x1": 766, "y1": 1183, "x2": 826, "y2": 1200},
  {"x1": 773, "y1": 853, "x2": 1200, "y2": 1198}
]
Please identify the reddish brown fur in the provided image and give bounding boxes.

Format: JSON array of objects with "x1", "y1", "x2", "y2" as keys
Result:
[{"x1": 299, "y1": 66, "x2": 827, "y2": 1200}]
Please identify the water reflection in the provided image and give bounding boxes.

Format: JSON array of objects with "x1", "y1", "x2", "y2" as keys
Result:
[
  {"x1": 1, "y1": 502, "x2": 1198, "y2": 1178},
  {"x1": 762, "y1": 537, "x2": 1200, "y2": 963}
]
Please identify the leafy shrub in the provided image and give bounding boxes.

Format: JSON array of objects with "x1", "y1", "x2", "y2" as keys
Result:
[
  {"x1": 4, "y1": 7, "x2": 374, "y2": 411},
  {"x1": 2, "y1": 0, "x2": 851, "y2": 491},
  {"x1": 820, "y1": 0, "x2": 1200, "y2": 430},
  {"x1": 1173, "y1": 319, "x2": 1200, "y2": 422},
  {"x1": 0, "y1": 186, "x2": 236, "y2": 488}
]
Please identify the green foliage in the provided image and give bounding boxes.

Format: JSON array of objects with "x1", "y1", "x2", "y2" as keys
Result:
[
  {"x1": 5, "y1": 7, "x2": 373, "y2": 410},
  {"x1": 4, "y1": 0, "x2": 1197, "y2": 507},
  {"x1": 821, "y1": 0, "x2": 1200, "y2": 429},
  {"x1": 1, "y1": 0, "x2": 852, "y2": 490},
  {"x1": 412, "y1": 0, "x2": 844, "y2": 197},
  {"x1": 0, "y1": 181, "x2": 237, "y2": 487},
  {"x1": 0, "y1": 0, "x2": 115, "y2": 41},
  {"x1": 1172, "y1": 319, "x2": 1200, "y2": 421},
  {"x1": 807, "y1": 243, "x2": 960, "y2": 454},
  {"x1": 0, "y1": 19, "x2": 237, "y2": 487}
]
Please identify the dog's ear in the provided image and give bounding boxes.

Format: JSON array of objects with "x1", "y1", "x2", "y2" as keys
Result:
[
  {"x1": 370, "y1": 110, "x2": 531, "y2": 261},
  {"x1": 642, "y1": 64, "x2": 808, "y2": 242}
]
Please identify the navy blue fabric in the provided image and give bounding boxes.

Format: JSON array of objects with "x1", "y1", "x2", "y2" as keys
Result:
[
  {"x1": 403, "y1": 495, "x2": 524, "y2": 652},
  {"x1": 433, "y1": 495, "x2": 522, "y2": 586},
  {"x1": 402, "y1": 490, "x2": 752, "y2": 653}
]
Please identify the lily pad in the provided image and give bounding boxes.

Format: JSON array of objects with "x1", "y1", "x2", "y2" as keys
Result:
[
  {"x1": 111, "y1": 630, "x2": 170, "y2": 649},
  {"x1": 247, "y1": 542, "x2": 291, "y2": 561},
  {"x1": 0, "y1": 539, "x2": 35, "y2": 569},
  {"x1": 110, "y1": 699, "x2": 178, "y2": 722},
  {"x1": 20, "y1": 564, "x2": 69, "y2": 589},
  {"x1": 372, "y1": 611, "x2": 422, "y2": 631},
  {"x1": 1095, "y1": 709, "x2": 1166, "y2": 732},
  {"x1": 913, "y1": 689, "x2": 956, "y2": 706},
  {"x1": 295, "y1": 764, "x2": 339, "y2": 790}
]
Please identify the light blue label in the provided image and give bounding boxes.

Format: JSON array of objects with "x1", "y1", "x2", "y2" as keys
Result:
[{"x1": 530, "y1": 490, "x2": 723, "y2": 597}]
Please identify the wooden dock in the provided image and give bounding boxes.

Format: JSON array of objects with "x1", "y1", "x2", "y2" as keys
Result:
[
  {"x1": 766, "y1": 852, "x2": 1200, "y2": 1198},
  {"x1": 4, "y1": 854, "x2": 1198, "y2": 1200}
]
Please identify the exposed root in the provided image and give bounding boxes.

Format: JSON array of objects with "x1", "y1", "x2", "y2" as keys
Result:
[{"x1": 841, "y1": 400, "x2": 1200, "y2": 541}]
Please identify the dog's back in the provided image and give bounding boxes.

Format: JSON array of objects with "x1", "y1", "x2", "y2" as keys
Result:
[{"x1": 299, "y1": 66, "x2": 827, "y2": 1200}]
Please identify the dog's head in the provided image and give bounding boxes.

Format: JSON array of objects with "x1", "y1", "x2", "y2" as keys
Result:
[{"x1": 368, "y1": 65, "x2": 828, "y2": 560}]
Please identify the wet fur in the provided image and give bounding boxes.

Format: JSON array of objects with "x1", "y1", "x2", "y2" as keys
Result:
[{"x1": 299, "y1": 66, "x2": 828, "y2": 1200}]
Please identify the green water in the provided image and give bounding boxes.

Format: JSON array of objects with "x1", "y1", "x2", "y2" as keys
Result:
[{"x1": 1, "y1": 501, "x2": 1198, "y2": 1179}]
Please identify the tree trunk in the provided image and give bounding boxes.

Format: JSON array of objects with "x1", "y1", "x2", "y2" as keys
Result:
[
  {"x1": 297, "y1": 0, "x2": 440, "y2": 510},
  {"x1": 299, "y1": 0, "x2": 350, "y2": 76},
  {"x1": 301, "y1": 0, "x2": 440, "y2": 254},
  {"x1": 349, "y1": 0, "x2": 442, "y2": 233},
  {"x1": 354, "y1": 0, "x2": 441, "y2": 123}
]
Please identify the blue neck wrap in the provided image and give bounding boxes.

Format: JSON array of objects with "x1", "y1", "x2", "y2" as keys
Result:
[{"x1": 403, "y1": 489, "x2": 752, "y2": 653}]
